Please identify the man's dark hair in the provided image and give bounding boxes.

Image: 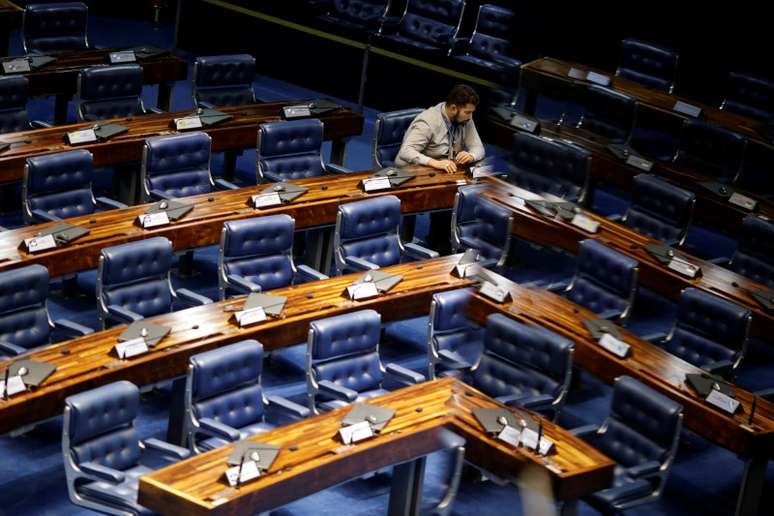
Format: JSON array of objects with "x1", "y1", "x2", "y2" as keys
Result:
[{"x1": 446, "y1": 84, "x2": 479, "y2": 107}]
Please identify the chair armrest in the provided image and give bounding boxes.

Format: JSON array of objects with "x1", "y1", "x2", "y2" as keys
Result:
[
  {"x1": 404, "y1": 242, "x2": 439, "y2": 260},
  {"x1": 142, "y1": 437, "x2": 191, "y2": 460},
  {"x1": 708, "y1": 256, "x2": 731, "y2": 266},
  {"x1": 148, "y1": 188, "x2": 174, "y2": 200},
  {"x1": 515, "y1": 393, "x2": 556, "y2": 410},
  {"x1": 226, "y1": 274, "x2": 262, "y2": 294},
  {"x1": 448, "y1": 36, "x2": 468, "y2": 56},
  {"x1": 145, "y1": 106, "x2": 164, "y2": 114},
  {"x1": 197, "y1": 101, "x2": 215, "y2": 109},
  {"x1": 385, "y1": 363, "x2": 425, "y2": 384},
  {"x1": 625, "y1": 460, "x2": 662, "y2": 480},
  {"x1": 79, "y1": 461, "x2": 125, "y2": 484},
  {"x1": 214, "y1": 178, "x2": 239, "y2": 190},
  {"x1": 30, "y1": 120, "x2": 52, "y2": 129},
  {"x1": 606, "y1": 213, "x2": 624, "y2": 222},
  {"x1": 545, "y1": 280, "x2": 571, "y2": 293},
  {"x1": 598, "y1": 308, "x2": 624, "y2": 320},
  {"x1": 176, "y1": 288, "x2": 212, "y2": 306},
  {"x1": 437, "y1": 349, "x2": 472, "y2": 370},
  {"x1": 106, "y1": 304, "x2": 143, "y2": 324},
  {"x1": 325, "y1": 163, "x2": 354, "y2": 174},
  {"x1": 262, "y1": 171, "x2": 288, "y2": 183},
  {"x1": 490, "y1": 55, "x2": 523, "y2": 69},
  {"x1": 31, "y1": 209, "x2": 61, "y2": 223},
  {"x1": 754, "y1": 386, "x2": 774, "y2": 401},
  {"x1": 197, "y1": 417, "x2": 241, "y2": 442},
  {"x1": 296, "y1": 264, "x2": 328, "y2": 282},
  {"x1": 53, "y1": 318, "x2": 93, "y2": 338},
  {"x1": 266, "y1": 395, "x2": 311, "y2": 419},
  {"x1": 640, "y1": 331, "x2": 669, "y2": 343},
  {"x1": 317, "y1": 380, "x2": 358, "y2": 402},
  {"x1": 570, "y1": 424, "x2": 600, "y2": 439},
  {"x1": 344, "y1": 256, "x2": 380, "y2": 271},
  {"x1": 95, "y1": 196, "x2": 128, "y2": 210},
  {"x1": 701, "y1": 359, "x2": 735, "y2": 376},
  {"x1": 81, "y1": 114, "x2": 100, "y2": 122},
  {"x1": 376, "y1": 15, "x2": 401, "y2": 34},
  {"x1": 0, "y1": 340, "x2": 26, "y2": 356}
]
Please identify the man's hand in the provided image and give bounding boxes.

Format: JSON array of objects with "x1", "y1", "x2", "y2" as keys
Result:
[
  {"x1": 429, "y1": 159, "x2": 457, "y2": 174},
  {"x1": 454, "y1": 151, "x2": 475, "y2": 165}
]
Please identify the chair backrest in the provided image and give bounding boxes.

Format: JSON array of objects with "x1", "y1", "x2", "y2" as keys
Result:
[
  {"x1": 566, "y1": 239, "x2": 638, "y2": 322},
  {"x1": 193, "y1": 54, "x2": 256, "y2": 108},
  {"x1": 0, "y1": 264, "x2": 51, "y2": 352},
  {"x1": 331, "y1": 0, "x2": 391, "y2": 26},
  {"x1": 616, "y1": 38, "x2": 678, "y2": 93},
  {"x1": 398, "y1": 0, "x2": 466, "y2": 48},
  {"x1": 23, "y1": 2, "x2": 89, "y2": 54},
  {"x1": 730, "y1": 215, "x2": 774, "y2": 288},
  {"x1": 451, "y1": 185, "x2": 512, "y2": 266},
  {"x1": 667, "y1": 288, "x2": 750, "y2": 370},
  {"x1": 625, "y1": 174, "x2": 695, "y2": 245},
  {"x1": 465, "y1": 5, "x2": 515, "y2": 61},
  {"x1": 373, "y1": 107, "x2": 423, "y2": 168},
  {"x1": 428, "y1": 288, "x2": 482, "y2": 377},
  {"x1": 597, "y1": 376, "x2": 682, "y2": 468},
  {"x1": 188, "y1": 340, "x2": 266, "y2": 436},
  {"x1": 509, "y1": 132, "x2": 592, "y2": 203},
  {"x1": 578, "y1": 84, "x2": 636, "y2": 143},
  {"x1": 97, "y1": 237, "x2": 173, "y2": 324},
  {"x1": 721, "y1": 71, "x2": 774, "y2": 121},
  {"x1": 472, "y1": 313, "x2": 574, "y2": 402},
  {"x1": 219, "y1": 214, "x2": 296, "y2": 297},
  {"x1": 76, "y1": 64, "x2": 145, "y2": 121},
  {"x1": 307, "y1": 309, "x2": 385, "y2": 407},
  {"x1": 23, "y1": 149, "x2": 95, "y2": 224},
  {"x1": 63, "y1": 381, "x2": 141, "y2": 476},
  {"x1": 256, "y1": 119, "x2": 324, "y2": 182},
  {"x1": 0, "y1": 76, "x2": 30, "y2": 134},
  {"x1": 142, "y1": 132, "x2": 214, "y2": 200},
  {"x1": 335, "y1": 195, "x2": 403, "y2": 271},
  {"x1": 674, "y1": 120, "x2": 746, "y2": 182}
]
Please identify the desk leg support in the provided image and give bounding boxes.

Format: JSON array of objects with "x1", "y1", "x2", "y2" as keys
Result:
[
  {"x1": 330, "y1": 139, "x2": 347, "y2": 166},
  {"x1": 166, "y1": 377, "x2": 187, "y2": 447},
  {"x1": 388, "y1": 457, "x2": 426, "y2": 516},
  {"x1": 301, "y1": 227, "x2": 333, "y2": 275},
  {"x1": 54, "y1": 94, "x2": 70, "y2": 124},
  {"x1": 735, "y1": 455, "x2": 767, "y2": 516},
  {"x1": 158, "y1": 82, "x2": 173, "y2": 111}
]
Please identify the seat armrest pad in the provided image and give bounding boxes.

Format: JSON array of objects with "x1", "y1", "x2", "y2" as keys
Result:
[
  {"x1": 226, "y1": 274, "x2": 262, "y2": 294},
  {"x1": 53, "y1": 318, "x2": 93, "y2": 336},
  {"x1": 266, "y1": 395, "x2": 311, "y2": 418},
  {"x1": 142, "y1": 437, "x2": 191, "y2": 460},
  {"x1": 176, "y1": 288, "x2": 212, "y2": 306},
  {"x1": 0, "y1": 340, "x2": 26, "y2": 356},
  {"x1": 95, "y1": 196, "x2": 128, "y2": 210},
  {"x1": 198, "y1": 417, "x2": 241, "y2": 442},
  {"x1": 404, "y1": 242, "x2": 439, "y2": 260},
  {"x1": 79, "y1": 461, "x2": 125, "y2": 484},
  {"x1": 318, "y1": 380, "x2": 358, "y2": 402},
  {"x1": 570, "y1": 424, "x2": 600, "y2": 439},
  {"x1": 325, "y1": 163, "x2": 354, "y2": 174},
  {"x1": 106, "y1": 304, "x2": 144, "y2": 323},
  {"x1": 296, "y1": 264, "x2": 329, "y2": 281},
  {"x1": 344, "y1": 256, "x2": 380, "y2": 271},
  {"x1": 215, "y1": 178, "x2": 239, "y2": 190},
  {"x1": 31, "y1": 209, "x2": 61, "y2": 223},
  {"x1": 626, "y1": 460, "x2": 662, "y2": 479},
  {"x1": 386, "y1": 363, "x2": 425, "y2": 384}
]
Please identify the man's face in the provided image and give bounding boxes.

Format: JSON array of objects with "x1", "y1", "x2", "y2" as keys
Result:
[{"x1": 449, "y1": 103, "x2": 477, "y2": 124}]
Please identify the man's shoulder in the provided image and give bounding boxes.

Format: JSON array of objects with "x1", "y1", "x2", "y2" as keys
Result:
[{"x1": 411, "y1": 103, "x2": 444, "y2": 129}]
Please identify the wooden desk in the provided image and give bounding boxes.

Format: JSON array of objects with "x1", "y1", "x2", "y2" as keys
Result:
[
  {"x1": 137, "y1": 378, "x2": 615, "y2": 515},
  {"x1": 0, "y1": 168, "x2": 463, "y2": 277},
  {"x1": 0, "y1": 1, "x2": 21, "y2": 57},
  {"x1": 476, "y1": 177, "x2": 774, "y2": 338},
  {"x1": 485, "y1": 116, "x2": 774, "y2": 234}
]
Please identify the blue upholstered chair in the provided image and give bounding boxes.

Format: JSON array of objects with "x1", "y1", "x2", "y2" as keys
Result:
[
  {"x1": 318, "y1": 0, "x2": 392, "y2": 32},
  {"x1": 22, "y1": 149, "x2": 126, "y2": 225},
  {"x1": 0, "y1": 76, "x2": 52, "y2": 134},
  {"x1": 672, "y1": 120, "x2": 747, "y2": 183},
  {"x1": 75, "y1": 64, "x2": 160, "y2": 122},
  {"x1": 449, "y1": 4, "x2": 521, "y2": 79},
  {"x1": 576, "y1": 84, "x2": 636, "y2": 143},
  {"x1": 372, "y1": 107, "x2": 423, "y2": 168},
  {"x1": 378, "y1": 0, "x2": 466, "y2": 53},
  {"x1": 462, "y1": 313, "x2": 574, "y2": 418},
  {"x1": 306, "y1": 309, "x2": 425, "y2": 413},
  {"x1": 0, "y1": 264, "x2": 92, "y2": 356},
  {"x1": 642, "y1": 288, "x2": 751, "y2": 377},
  {"x1": 720, "y1": 71, "x2": 774, "y2": 121},
  {"x1": 140, "y1": 132, "x2": 238, "y2": 201},
  {"x1": 508, "y1": 131, "x2": 592, "y2": 204},
  {"x1": 450, "y1": 185, "x2": 513, "y2": 268},
  {"x1": 23, "y1": 2, "x2": 89, "y2": 54},
  {"x1": 426, "y1": 288, "x2": 484, "y2": 378},
  {"x1": 555, "y1": 239, "x2": 639, "y2": 325},
  {"x1": 616, "y1": 38, "x2": 678, "y2": 93},
  {"x1": 256, "y1": 118, "x2": 350, "y2": 183},
  {"x1": 218, "y1": 214, "x2": 328, "y2": 299},
  {"x1": 184, "y1": 340, "x2": 310, "y2": 452},
  {"x1": 192, "y1": 54, "x2": 257, "y2": 108},
  {"x1": 610, "y1": 174, "x2": 695, "y2": 246},
  {"x1": 63, "y1": 381, "x2": 191, "y2": 515},
  {"x1": 96, "y1": 237, "x2": 212, "y2": 329},
  {"x1": 334, "y1": 195, "x2": 438, "y2": 274},
  {"x1": 711, "y1": 215, "x2": 774, "y2": 288},
  {"x1": 572, "y1": 376, "x2": 683, "y2": 512}
]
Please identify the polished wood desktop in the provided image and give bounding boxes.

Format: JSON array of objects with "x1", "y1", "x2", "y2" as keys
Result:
[{"x1": 138, "y1": 378, "x2": 616, "y2": 515}]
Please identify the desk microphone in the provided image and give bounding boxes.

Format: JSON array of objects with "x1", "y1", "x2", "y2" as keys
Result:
[
  {"x1": 236, "y1": 450, "x2": 247, "y2": 489},
  {"x1": 748, "y1": 395, "x2": 757, "y2": 426},
  {"x1": 2, "y1": 366, "x2": 8, "y2": 400}
]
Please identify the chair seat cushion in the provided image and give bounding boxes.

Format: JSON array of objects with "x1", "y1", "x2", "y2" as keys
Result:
[
  {"x1": 587, "y1": 476, "x2": 653, "y2": 508},
  {"x1": 79, "y1": 464, "x2": 154, "y2": 515}
]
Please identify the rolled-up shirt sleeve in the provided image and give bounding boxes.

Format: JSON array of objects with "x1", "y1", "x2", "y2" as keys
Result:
[
  {"x1": 464, "y1": 121, "x2": 486, "y2": 161},
  {"x1": 397, "y1": 120, "x2": 433, "y2": 166}
]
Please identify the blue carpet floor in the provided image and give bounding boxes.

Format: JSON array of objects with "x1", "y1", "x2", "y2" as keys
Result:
[{"x1": 0, "y1": 15, "x2": 772, "y2": 516}]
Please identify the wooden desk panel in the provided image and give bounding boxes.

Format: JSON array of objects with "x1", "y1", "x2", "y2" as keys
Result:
[{"x1": 138, "y1": 379, "x2": 615, "y2": 515}]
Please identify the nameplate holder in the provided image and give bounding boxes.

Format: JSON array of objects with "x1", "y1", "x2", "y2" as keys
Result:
[
  {"x1": 479, "y1": 281, "x2": 510, "y2": 303},
  {"x1": 510, "y1": 114, "x2": 539, "y2": 133},
  {"x1": 174, "y1": 116, "x2": 203, "y2": 131},
  {"x1": 66, "y1": 128, "x2": 97, "y2": 145},
  {"x1": 570, "y1": 213, "x2": 599, "y2": 233},
  {"x1": 339, "y1": 421, "x2": 374, "y2": 444},
  {"x1": 251, "y1": 192, "x2": 283, "y2": 209},
  {"x1": 224, "y1": 460, "x2": 260, "y2": 487},
  {"x1": 234, "y1": 306, "x2": 267, "y2": 327},
  {"x1": 347, "y1": 281, "x2": 379, "y2": 301},
  {"x1": 137, "y1": 211, "x2": 170, "y2": 228},
  {"x1": 673, "y1": 101, "x2": 702, "y2": 118},
  {"x1": 728, "y1": 192, "x2": 757, "y2": 211},
  {"x1": 705, "y1": 389, "x2": 740, "y2": 414},
  {"x1": 567, "y1": 67, "x2": 587, "y2": 80},
  {"x1": 454, "y1": 262, "x2": 477, "y2": 278},
  {"x1": 114, "y1": 337, "x2": 149, "y2": 359},
  {"x1": 520, "y1": 427, "x2": 540, "y2": 450},
  {"x1": 108, "y1": 50, "x2": 136, "y2": 64},
  {"x1": 538, "y1": 437, "x2": 554, "y2": 455},
  {"x1": 598, "y1": 333, "x2": 630, "y2": 358},
  {"x1": 2, "y1": 59, "x2": 31, "y2": 74},
  {"x1": 23, "y1": 233, "x2": 57, "y2": 253},
  {"x1": 282, "y1": 105, "x2": 311, "y2": 119},
  {"x1": 667, "y1": 257, "x2": 701, "y2": 278},
  {"x1": 586, "y1": 71, "x2": 611, "y2": 86},
  {"x1": 1, "y1": 375, "x2": 27, "y2": 398},
  {"x1": 361, "y1": 177, "x2": 392, "y2": 192},
  {"x1": 625, "y1": 154, "x2": 654, "y2": 172},
  {"x1": 497, "y1": 425, "x2": 522, "y2": 447},
  {"x1": 470, "y1": 165, "x2": 496, "y2": 178}
]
